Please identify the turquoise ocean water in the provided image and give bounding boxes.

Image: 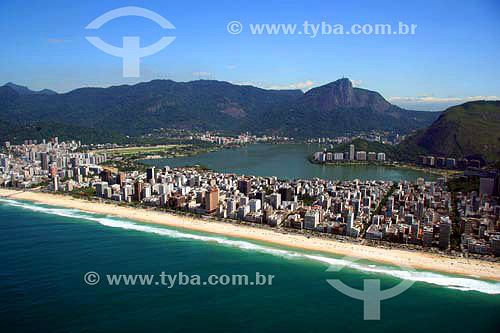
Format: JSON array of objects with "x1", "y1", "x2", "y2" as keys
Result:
[{"x1": 0, "y1": 198, "x2": 499, "y2": 332}]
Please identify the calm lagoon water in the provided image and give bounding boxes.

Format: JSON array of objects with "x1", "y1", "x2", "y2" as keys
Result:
[{"x1": 142, "y1": 143, "x2": 437, "y2": 182}]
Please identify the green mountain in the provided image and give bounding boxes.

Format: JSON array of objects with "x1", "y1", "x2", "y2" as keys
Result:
[
  {"x1": 0, "y1": 80, "x2": 303, "y2": 136},
  {"x1": 266, "y1": 78, "x2": 438, "y2": 137},
  {"x1": 0, "y1": 119, "x2": 126, "y2": 144},
  {"x1": 399, "y1": 101, "x2": 500, "y2": 162},
  {"x1": 0, "y1": 78, "x2": 440, "y2": 141},
  {"x1": 3, "y1": 82, "x2": 57, "y2": 96}
]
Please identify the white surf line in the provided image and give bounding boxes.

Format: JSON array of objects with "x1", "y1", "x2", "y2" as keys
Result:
[{"x1": 2, "y1": 198, "x2": 500, "y2": 294}]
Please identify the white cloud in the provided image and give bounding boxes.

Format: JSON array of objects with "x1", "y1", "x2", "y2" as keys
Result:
[
  {"x1": 227, "y1": 64, "x2": 237, "y2": 70},
  {"x1": 388, "y1": 95, "x2": 500, "y2": 111},
  {"x1": 232, "y1": 80, "x2": 315, "y2": 91},
  {"x1": 192, "y1": 72, "x2": 214, "y2": 79},
  {"x1": 389, "y1": 95, "x2": 500, "y2": 103},
  {"x1": 351, "y1": 79, "x2": 363, "y2": 87}
]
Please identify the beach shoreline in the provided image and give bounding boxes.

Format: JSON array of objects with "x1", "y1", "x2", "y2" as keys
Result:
[{"x1": 1, "y1": 188, "x2": 499, "y2": 281}]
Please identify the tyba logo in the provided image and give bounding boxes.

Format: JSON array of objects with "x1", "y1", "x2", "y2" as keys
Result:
[
  {"x1": 326, "y1": 256, "x2": 416, "y2": 320},
  {"x1": 85, "y1": 7, "x2": 176, "y2": 77}
]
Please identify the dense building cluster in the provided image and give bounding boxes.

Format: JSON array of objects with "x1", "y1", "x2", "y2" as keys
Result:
[
  {"x1": 419, "y1": 155, "x2": 481, "y2": 169},
  {"x1": 309, "y1": 131, "x2": 404, "y2": 145},
  {"x1": 96, "y1": 166, "x2": 391, "y2": 236},
  {"x1": 457, "y1": 191, "x2": 500, "y2": 256},
  {"x1": 314, "y1": 144, "x2": 386, "y2": 162},
  {"x1": 0, "y1": 138, "x2": 107, "y2": 190},
  {"x1": 365, "y1": 179, "x2": 453, "y2": 247},
  {"x1": 197, "y1": 132, "x2": 292, "y2": 145},
  {"x1": 1, "y1": 138, "x2": 499, "y2": 257}
]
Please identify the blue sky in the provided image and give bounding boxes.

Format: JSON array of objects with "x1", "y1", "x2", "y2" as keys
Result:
[{"x1": 0, "y1": 0, "x2": 499, "y2": 110}]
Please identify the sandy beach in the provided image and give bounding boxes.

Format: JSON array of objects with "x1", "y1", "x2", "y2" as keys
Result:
[{"x1": 1, "y1": 188, "x2": 499, "y2": 281}]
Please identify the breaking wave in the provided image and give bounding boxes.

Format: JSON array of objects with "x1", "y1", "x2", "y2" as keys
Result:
[{"x1": 2, "y1": 198, "x2": 500, "y2": 294}]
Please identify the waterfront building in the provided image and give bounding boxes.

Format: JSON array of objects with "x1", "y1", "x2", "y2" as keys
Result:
[
  {"x1": 304, "y1": 210, "x2": 320, "y2": 230},
  {"x1": 356, "y1": 151, "x2": 366, "y2": 161},
  {"x1": 146, "y1": 167, "x2": 155, "y2": 183},
  {"x1": 439, "y1": 217, "x2": 452, "y2": 250},
  {"x1": 205, "y1": 187, "x2": 219, "y2": 213},
  {"x1": 270, "y1": 193, "x2": 281, "y2": 209},
  {"x1": 423, "y1": 156, "x2": 435, "y2": 166},
  {"x1": 227, "y1": 199, "x2": 237, "y2": 214},
  {"x1": 279, "y1": 187, "x2": 294, "y2": 202},
  {"x1": 41, "y1": 153, "x2": 49, "y2": 171},
  {"x1": 52, "y1": 175, "x2": 59, "y2": 192},
  {"x1": 134, "y1": 181, "x2": 143, "y2": 202},
  {"x1": 423, "y1": 226, "x2": 433, "y2": 247},
  {"x1": 249, "y1": 199, "x2": 261, "y2": 213},
  {"x1": 237, "y1": 205, "x2": 250, "y2": 219},
  {"x1": 346, "y1": 211, "x2": 355, "y2": 236},
  {"x1": 366, "y1": 224, "x2": 383, "y2": 240},
  {"x1": 387, "y1": 196, "x2": 394, "y2": 215},
  {"x1": 95, "y1": 182, "x2": 109, "y2": 197},
  {"x1": 349, "y1": 144, "x2": 355, "y2": 160},
  {"x1": 50, "y1": 165, "x2": 58, "y2": 178},
  {"x1": 237, "y1": 179, "x2": 250, "y2": 195},
  {"x1": 491, "y1": 235, "x2": 500, "y2": 256},
  {"x1": 100, "y1": 169, "x2": 112, "y2": 183}
]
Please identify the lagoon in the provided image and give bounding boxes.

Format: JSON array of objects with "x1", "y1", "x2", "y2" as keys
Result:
[{"x1": 142, "y1": 143, "x2": 437, "y2": 182}]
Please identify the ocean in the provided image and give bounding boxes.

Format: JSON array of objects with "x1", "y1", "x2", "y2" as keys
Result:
[{"x1": 1, "y1": 198, "x2": 499, "y2": 332}]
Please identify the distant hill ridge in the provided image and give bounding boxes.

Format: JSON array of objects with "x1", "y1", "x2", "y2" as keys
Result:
[
  {"x1": 3, "y1": 82, "x2": 57, "y2": 96},
  {"x1": 0, "y1": 78, "x2": 440, "y2": 141}
]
